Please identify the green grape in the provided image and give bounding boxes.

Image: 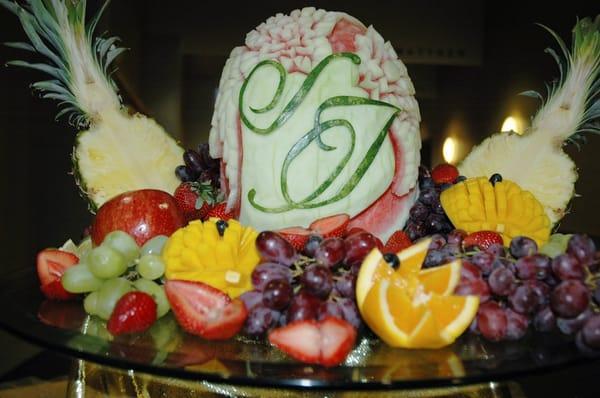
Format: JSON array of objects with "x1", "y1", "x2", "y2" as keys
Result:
[
  {"x1": 96, "y1": 278, "x2": 133, "y2": 320},
  {"x1": 83, "y1": 291, "x2": 99, "y2": 315},
  {"x1": 133, "y1": 279, "x2": 170, "y2": 318},
  {"x1": 103, "y1": 231, "x2": 140, "y2": 264},
  {"x1": 61, "y1": 263, "x2": 103, "y2": 293},
  {"x1": 83, "y1": 316, "x2": 113, "y2": 341},
  {"x1": 140, "y1": 235, "x2": 168, "y2": 256},
  {"x1": 76, "y1": 237, "x2": 93, "y2": 259},
  {"x1": 540, "y1": 242, "x2": 563, "y2": 258},
  {"x1": 88, "y1": 245, "x2": 128, "y2": 279},
  {"x1": 137, "y1": 255, "x2": 165, "y2": 280}
]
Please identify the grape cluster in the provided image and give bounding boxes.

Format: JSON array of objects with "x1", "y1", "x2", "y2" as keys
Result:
[
  {"x1": 428, "y1": 231, "x2": 600, "y2": 352},
  {"x1": 404, "y1": 166, "x2": 455, "y2": 241},
  {"x1": 175, "y1": 143, "x2": 221, "y2": 190},
  {"x1": 240, "y1": 230, "x2": 378, "y2": 336},
  {"x1": 61, "y1": 232, "x2": 171, "y2": 321}
]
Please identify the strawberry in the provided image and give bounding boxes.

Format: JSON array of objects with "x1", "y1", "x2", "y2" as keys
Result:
[
  {"x1": 165, "y1": 279, "x2": 247, "y2": 340},
  {"x1": 107, "y1": 291, "x2": 157, "y2": 335},
  {"x1": 309, "y1": 214, "x2": 350, "y2": 239},
  {"x1": 174, "y1": 181, "x2": 217, "y2": 222},
  {"x1": 268, "y1": 317, "x2": 356, "y2": 367},
  {"x1": 431, "y1": 163, "x2": 459, "y2": 185},
  {"x1": 383, "y1": 230, "x2": 412, "y2": 253},
  {"x1": 463, "y1": 231, "x2": 504, "y2": 251},
  {"x1": 277, "y1": 227, "x2": 312, "y2": 251},
  {"x1": 36, "y1": 249, "x2": 79, "y2": 300},
  {"x1": 319, "y1": 317, "x2": 357, "y2": 366},
  {"x1": 206, "y1": 202, "x2": 234, "y2": 221}
]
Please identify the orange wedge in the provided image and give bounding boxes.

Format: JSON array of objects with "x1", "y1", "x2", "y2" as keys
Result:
[
  {"x1": 356, "y1": 240, "x2": 479, "y2": 349},
  {"x1": 356, "y1": 238, "x2": 431, "y2": 311}
]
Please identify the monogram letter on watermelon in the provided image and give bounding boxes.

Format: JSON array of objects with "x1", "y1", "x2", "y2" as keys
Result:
[{"x1": 209, "y1": 10, "x2": 421, "y2": 241}]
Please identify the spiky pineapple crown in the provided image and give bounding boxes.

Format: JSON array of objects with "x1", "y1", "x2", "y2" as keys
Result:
[
  {"x1": 520, "y1": 15, "x2": 600, "y2": 147},
  {"x1": 1, "y1": 0, "x2": 124, "y2": 127}
]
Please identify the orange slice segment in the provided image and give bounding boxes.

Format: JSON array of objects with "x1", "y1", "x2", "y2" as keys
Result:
[
  {"x1": 356, "y1": 238, "x2": 431, "y2": 310},
  {"x1": 428, "y1": 294, "x2": 479, "y2": 341},
  {"x1": 417, "y1": 259, "x2": 461, "y2": 296},
  {"x1": 361, "y1": 279, "x2": 410, "y2": 347}
]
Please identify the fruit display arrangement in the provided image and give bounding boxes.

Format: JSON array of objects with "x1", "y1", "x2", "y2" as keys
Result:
[{"x1": 3, "y1": 1, "x2": 600, "y2": 369}]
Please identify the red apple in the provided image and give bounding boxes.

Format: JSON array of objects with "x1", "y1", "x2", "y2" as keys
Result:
[{"x1": 90, "y1": 189, "x2": 185, "y2": 246}]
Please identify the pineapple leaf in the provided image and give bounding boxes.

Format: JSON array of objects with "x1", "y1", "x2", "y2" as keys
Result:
[
  {"x1": 1, "y1": 0, "x2": 123, "y2": 127},
  {"x1": 4, "y1": 41, "x2": 36, "y2": 52},
  {"x1": 518, "y1": 90, "x2": 543, "y2": 102}
]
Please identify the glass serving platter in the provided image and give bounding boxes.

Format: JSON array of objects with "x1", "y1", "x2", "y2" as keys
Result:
[{"x1": 0, "y1": 267, "x2": 598, "y2": 390}]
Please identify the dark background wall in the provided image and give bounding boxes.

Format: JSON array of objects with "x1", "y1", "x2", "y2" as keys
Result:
[{"x1": 0, "y1": 0, "x2": 598, "y2": 373}]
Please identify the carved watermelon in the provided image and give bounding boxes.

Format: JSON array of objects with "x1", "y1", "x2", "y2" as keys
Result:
[{"x1": 209, "y1": 7, "x2": 421, "y2": 242}]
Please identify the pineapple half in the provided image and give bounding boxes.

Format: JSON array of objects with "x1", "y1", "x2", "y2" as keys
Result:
[
  {"x1": 1, "y1": 0, "x2": 183, "y2": 211},
  {"x1": 460, "y1": 16, "x2": 600, "y2": 224}
]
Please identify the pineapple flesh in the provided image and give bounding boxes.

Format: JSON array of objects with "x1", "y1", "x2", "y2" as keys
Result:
[
  {"x1": 1, "y1": 0, "x2": 183, "y2": 211},
  {"x1": 459, "y1": 16, "x2": 600, "y2": 224}
]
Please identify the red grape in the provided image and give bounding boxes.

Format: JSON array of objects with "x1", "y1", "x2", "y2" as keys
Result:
[
  {"x1": 256, "y1": 231, "x2": 297, "y2": 266},
  {"x1": 409, "y1": 202, "x2": 429, "y2": 222},
  {"x1": 524, "y1": 280, "x2": 551, "y2": 307},
  {"x1": 335, "y1": 271, "x2": 356, "y2": 298},
  {"x1": 567, "y1": 234, "x2": 596, "y2": 266},
  {"x1": 286, "y1": 291, "x2": 320, "y2": 323},
  {"x1": 317, "y1": 300, "x2": 343, "y2": 321},
  {"x1": 477, "y1": 302, "x2": 508, "y2": 342},
  {"x1": 338, "y1": 297, "x2": 361, "y2": 329},
  {"x1": 424, "y1": 249, "x2": 444, "y2": 268},
  {"x1": 485, "y1": 243, "x2": 507, "y2": 257},
  {"x1": 263, "y1": 279, "x2": 293, "y2": 310},
  {"x1": 429, "y1": 234, "x2": 446, "y2": 250},
  {"x1": 251, "y1": 262, "x2": 292, "y2": 291},
  {"x1": 455, "y1": 278, "x2": 491, "y2": 302},
  {"x1": 447, "y1": 229, "x2": 467, "y2": 246},
  {"x1": 557, "y1": 309, "x2": 592, "y2": 335},
  {"x1": 344, "y1": 232, "x2": 378, "y2": 266},
  {"x1": 303, "y1": 235, "x2": 322, "y2": 257},
  {"x1": 471, "y1": 252, "x2": 496, "y2": 276},
  {"x1": 301, "y1": 265, "x2": 333, "y2": 299},
  {"x1": 509, "y1": 236, "x2": 538, "y2": 258},
  {"x1": 460, "y1": 260, "x2": 482, "y2": 282},
  {"x1": 550, "y1": 280, "x2": 590, "y2": 319},
  {"x1": 315, "y1": 238, "x2": 346, "y2": 268},
  {"x1": 244, "y1": 305, "x2": 279, "y2": 336},
  {"x1": 183, "y1": 149, "x2": 204, "y2": 173},
  {"x1": 552, "y1": 253, "x2": 585, "y2": 281},
  {"x1": 505, "y1": 308, "x2": 530, "y2": 340},
  {"x1": 239, "y1": 290, "x2": 263, "y2": 311},
  {"x1": 581, "y1": 315, "x2": 600, "y2": 349},
  {"x1": 488, "y1": 266, "x2": 516, "y2": 296},
  {"x1": 533, "y1": 306, "x2": 556, "y2": 332},
  {"x1": 509, "y1": 284, "x2": 539, "y2": 315}
]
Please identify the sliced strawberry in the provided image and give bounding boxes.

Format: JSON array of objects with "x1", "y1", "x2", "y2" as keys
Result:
[
  {"x1": 268, "y1": 317, "x2": 356, "y2": 367},
  {"x1": 36, "y1": 249, "x2": 79, "y2": 300},
  {"x1": 383, "y1": 230, "x2": 412, "y2": 253},
  {"x1": 431, "y1": 163, "x2": 459, "y2": 185},
  {"x1": 268, "y1": 320, "x2": 321, "y2": 364},
  {"x1": 345, "y1": 227, "x2": 367, "y2": 237},
  {"x1": 319, "y1": 317, "x2": 357, "y2": 367},
  {"x1": 277, "y1": 227, "x2": 312, "y2": 251},
  {"x1": 107, "y1": 291, "x2": 157, "y2": 335},
  {"x1": 463, "y1": 231, "x2": 504, "y2": 251},
  {"x1": 206, "y1": 202, "x2": 234, "y2": 221},
  {"x1": 309, "y1": 214, "x2": 350, "y2": 239},
  {"x1": 165, "y1": 279, "x2": 247, "y2": 340}
]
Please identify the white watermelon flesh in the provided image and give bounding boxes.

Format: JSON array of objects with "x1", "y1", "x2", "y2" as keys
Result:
[{"x1": 209, "y1": 8, "x2": 421, "y2": 242}]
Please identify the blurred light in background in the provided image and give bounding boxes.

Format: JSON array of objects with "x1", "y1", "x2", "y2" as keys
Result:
[
  {"x1": 442, "y1": 136, "x2": 457, "y2": 164},
  {"x1": 501, "y1": 115, "x2": 526, "y2": 134}
]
